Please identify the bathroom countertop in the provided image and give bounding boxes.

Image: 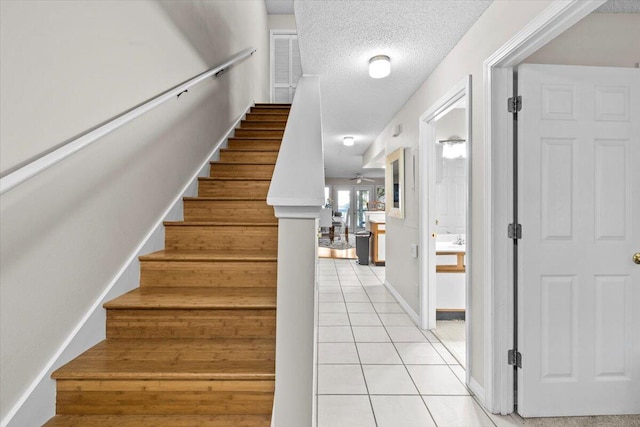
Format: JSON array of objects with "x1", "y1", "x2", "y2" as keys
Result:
[{"x1": 435, "y1": 242, "x2": 466, "y2": 253}]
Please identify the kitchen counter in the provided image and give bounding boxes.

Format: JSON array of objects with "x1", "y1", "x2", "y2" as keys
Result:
[{"x1": 369, "y1": 220, "x2": 385, "y2": 266}]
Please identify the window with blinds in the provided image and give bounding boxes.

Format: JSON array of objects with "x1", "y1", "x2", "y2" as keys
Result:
[{"x1": 271, "y1": 34, "x2": 301, "y2": 103}]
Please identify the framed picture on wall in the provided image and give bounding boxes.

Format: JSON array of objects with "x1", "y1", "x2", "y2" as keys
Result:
[{"x1": 385, "y1": 147, "x2": 404, "y2": 219}]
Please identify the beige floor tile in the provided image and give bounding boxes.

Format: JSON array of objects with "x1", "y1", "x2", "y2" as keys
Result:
[
  {"x1": 371, "y1": 395, "x2": 437, "y2": 427},
  {"x1": 423, "y1": 395, "x2": 494, "y2": 426}
]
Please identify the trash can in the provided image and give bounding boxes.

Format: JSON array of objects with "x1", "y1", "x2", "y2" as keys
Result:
[{"x1": 355, "y1": 231, "x2": 372, "y2": 265}]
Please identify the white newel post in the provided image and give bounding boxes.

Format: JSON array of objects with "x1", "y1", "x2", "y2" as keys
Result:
[{"x1": 267, "y1": 76, "x2": 324, "y2": 427}]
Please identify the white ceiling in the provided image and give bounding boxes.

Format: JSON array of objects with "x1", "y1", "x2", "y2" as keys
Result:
[
  {"x1": 595, "y1": 0, "x2": 640, "y2": 13},
  {"x1": 264, "y1": 0, "x2": 294, "y2": 15},
  {"x1": 294, "y1": 0, "x2": 492, "y2": 178}
]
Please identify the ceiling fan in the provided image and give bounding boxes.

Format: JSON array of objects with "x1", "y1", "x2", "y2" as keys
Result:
[{"x1": 350, "y1": 174, "x2": 375, "y2": 184}]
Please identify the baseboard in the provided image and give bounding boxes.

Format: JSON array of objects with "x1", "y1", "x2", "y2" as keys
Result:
[
  {"x1": 1, "y1": 103, "x2": 252, "y2": 427},
  {"x1": 469, "y1": 376, "x2": 486, "y2": 407},
  {"x1": 384, "y1": 280, "x2": 421, "y2": 327},
  {"x1": 436, "y1": 309, "x2": 466, "y2": 321}
]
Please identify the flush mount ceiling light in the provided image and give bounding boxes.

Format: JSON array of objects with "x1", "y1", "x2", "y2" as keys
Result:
[
  {"x1": 369, "y1": 55, "x2": 390, "y2": 79},
  {"x1": 343, "y1": 136, "x2": 355, "y2": 146}
]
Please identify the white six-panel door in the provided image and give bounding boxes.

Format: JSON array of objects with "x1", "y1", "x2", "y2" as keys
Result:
[{"x1": 518, "y1": 64, "x2": 640, "y2": 417}]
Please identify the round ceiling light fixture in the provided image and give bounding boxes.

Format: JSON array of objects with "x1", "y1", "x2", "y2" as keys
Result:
[
  {"x1": 343, "y1": 136, "x2": 355, "y2": 146},
  {"x1": 369, "y1": 55, "x2": 391, "y2": 79}
]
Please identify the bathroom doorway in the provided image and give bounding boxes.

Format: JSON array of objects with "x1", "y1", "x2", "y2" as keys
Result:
[{"x1": 419, "y1": 76, "x2": 471, "y2": 372}]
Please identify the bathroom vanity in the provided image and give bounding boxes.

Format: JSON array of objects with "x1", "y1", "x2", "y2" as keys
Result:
[{"x1": 435, "y1": 240, "x2": 466, "y2": 315}]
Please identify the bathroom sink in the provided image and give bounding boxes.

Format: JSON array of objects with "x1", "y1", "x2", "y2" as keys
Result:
[{"x1": 435, "y1": 242, "x2": 466, "y2": 253}]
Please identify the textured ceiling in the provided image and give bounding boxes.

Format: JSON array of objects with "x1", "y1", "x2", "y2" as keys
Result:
[
  {"x1": 595, "y1": 0, "x2": 640, "y2": 13},
  {"x1": 295, "y1": 0, "x2": 492, "y2": 178},
  {"x1": 264, "y1": 0, "x2": 294, "y2": 15}
]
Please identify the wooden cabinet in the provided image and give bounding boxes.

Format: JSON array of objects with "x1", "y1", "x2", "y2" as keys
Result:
[{"x1": 369, "y1": 222, "x2": 385, "y2": 266}]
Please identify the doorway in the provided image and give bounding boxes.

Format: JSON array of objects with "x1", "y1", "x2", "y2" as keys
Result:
[
  {"x1": 334, "y1": 185, "x2": 374, "y2": 235},
  {"x1": 270, "y1": 30, "x2": 301, "y2": 103},
  {"x1": 419, "y1": 76, "x2": 472, "y2": 374},
  {"x1": 484, "y1": 0, "x2": 640, "y2": 416}
]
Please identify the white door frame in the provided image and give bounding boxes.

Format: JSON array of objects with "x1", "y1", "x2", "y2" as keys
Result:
[
  {"x1": 418, "y1": 75, "x2": 471, "y2": 336},
  {"x1": 269, "y1": 29, "x2": 297, "y2": 103},
  {"x1": 419, "y1": 75, "x2": 472, "y2": 387},
  {"x1": 483, "y1": 0, "x2": 606, "y2": 414}
]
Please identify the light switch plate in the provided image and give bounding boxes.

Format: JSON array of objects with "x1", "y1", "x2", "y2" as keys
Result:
[{"x1": 410, "y1": 243, "x2": 418, "y2": 258}]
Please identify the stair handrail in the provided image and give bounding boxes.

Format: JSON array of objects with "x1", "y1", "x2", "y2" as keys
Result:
[{"x1": 0, "y1": 47, "x2": 256, "y2": 195}]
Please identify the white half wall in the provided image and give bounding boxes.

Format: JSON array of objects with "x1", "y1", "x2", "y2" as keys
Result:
[{"x1": 0, "y1": 1, "x2": 268, "y2": 424}]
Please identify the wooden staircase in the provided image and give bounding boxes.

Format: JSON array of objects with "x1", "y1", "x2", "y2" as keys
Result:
[{"x1": 44, "y1": 104, "x2": 290, "y2": 426}]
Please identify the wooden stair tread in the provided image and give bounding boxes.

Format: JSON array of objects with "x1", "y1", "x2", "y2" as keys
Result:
[
  {"x1": 164, "y1": 221, "x2": 276, "y2": 227},
  {"x1": 140, "y1": 250, "x2": 277, "y2": 262},
  {"x1": 44, "y1": 414, "x2": 271, "y2": 427},
  {"x1": 254, "y1": 103, "x2": 290, "y2": 107},
  {"x1": 48, "y1": 104, "x2": 286, "y2": 421},
  {"x1": 210, "y1": 162, "x2": 275, "y2": 166},
  {"x1": 220, "y1": 148, "x2": 279, "y2": 152},
  {"x1": 52, "y1": 339, "x2": 275, "y2": 380},
  {"x1": 105, "y1": 287, "x2": 276, "y2": 310},
  {"x1": 183, "y1": 196, "x2": 267, "y2": 201},
  {"x1": 227, "y1": 137, "x2": 283, "y2": 140},
  {"x1": 234, "y1": 127, "x2": 284, "y2": 130},
  {"x1": 198, "y1": 177, "x2": 271, "y2": 182}
]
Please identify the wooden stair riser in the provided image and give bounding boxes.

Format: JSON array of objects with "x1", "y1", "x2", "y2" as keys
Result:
[
  {"x1": 254, "y1": 103, "x2": 290, "y2": 107},
  {"x1": 209, "y1": 163, "x2": 274, "y2": 179},
  {"x1": 227, "y1": 139, "x2": 281, "y2": 151},
  {"x1": 140, "y1": 261, "x2": 277, "y2": 288},
  {"x1": 219, "y1": 150, "x2": 278, "y2": 164},
  {"x1": 240, "y1": 120, "x2": 286, "y2": 130},
  {"x1": 245, "y1": 113, "x2": 289, "y2": 122},
  {"x1": 198, "y1": 180, "x2": 270, "y2": 198},
  {"x1": 164, "y1": 225, "x2": 277, "y2": 251},
  {"x1": 107, "y1": 309, "x2": 275, "y2": 339},
  {"x1": 234, "y1": 129, "x2": 283, "y2": 138},
  {"x1": 44, "y1": 415, "x2": 272, "y2": 427},
  {"x1": 250, "y1": 107, "x2": 290, "y2": 114},
  {"x1": 56, "y1": 379, "x2": 274, "y2": 415},
  {"x1": 183, "y1": 200, "x2": 275, "y2": 223}
]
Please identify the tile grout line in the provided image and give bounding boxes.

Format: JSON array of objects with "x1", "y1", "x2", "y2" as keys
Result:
[
  {"x1": 358, "y1": 259, "x2": 440, "y2": 427},
  {"x1": 345, "y1": 259, "x2": 380, "y2": 427}
]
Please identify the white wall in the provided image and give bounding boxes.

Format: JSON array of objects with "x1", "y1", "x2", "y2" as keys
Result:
[
  {"x1": 367, "y1": 5, "x2": 639, "y2": 392},
  {"x1": 366, "y1": 0, "x2": 557, "y2": 390},
  {"x1": 0, "y1": 0, "x2": 268, "y2": 423},
  {"x1": 523, "y1": 13, "x2": 640, "y2": 68},
  {"x1": 268, "y1": 14, "x2": 297, "y2": 31}
]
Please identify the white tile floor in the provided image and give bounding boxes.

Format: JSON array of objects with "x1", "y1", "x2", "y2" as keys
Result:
[
  {"x1": 316, "y1": 259, "x2": 497, "y2": 427},
  {"x1": 315, "y1": 259, "x2": 640, "y2": 427},
  {"x1": 433, "y1": 320, "x2": 466, "y2": 368}
]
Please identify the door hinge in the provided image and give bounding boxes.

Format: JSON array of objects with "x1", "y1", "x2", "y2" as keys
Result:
[
  {"x1": 508, "y1": 96, "x2": 522, "y2": 113},
  {"x1": 508, "y1": 223, "x2": 522, "y2": 239},
  {"x1": 508, "y1": 349, "x2": 522, "y2": 368}
]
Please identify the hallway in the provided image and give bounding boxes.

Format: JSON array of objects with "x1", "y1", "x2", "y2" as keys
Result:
[{"x1": 316, "y1": 259, "x2": 495, "y2": 427}]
